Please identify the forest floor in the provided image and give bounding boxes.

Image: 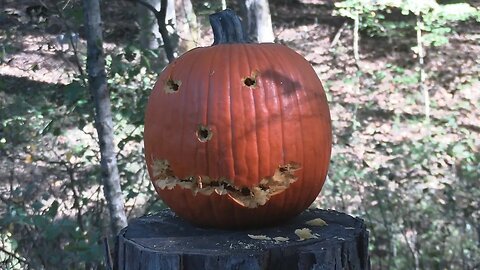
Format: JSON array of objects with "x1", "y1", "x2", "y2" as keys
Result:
[{"x1": 1, "y1": 0, "x2": 480, "y2": 269}]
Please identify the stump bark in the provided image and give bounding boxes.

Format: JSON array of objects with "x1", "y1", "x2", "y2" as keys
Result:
[{"x1": 115, "y1": 208, "x2": 370, "y2": 270}]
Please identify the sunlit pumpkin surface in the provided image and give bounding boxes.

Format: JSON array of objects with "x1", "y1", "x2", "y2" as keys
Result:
[{"x1": 144, "y1": 41, "x2": 332, "y2": 228}]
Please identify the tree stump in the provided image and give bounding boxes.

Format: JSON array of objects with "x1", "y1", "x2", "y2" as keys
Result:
[{"x1": 115, "y1": 208, "x2": 370, "y2": 270}]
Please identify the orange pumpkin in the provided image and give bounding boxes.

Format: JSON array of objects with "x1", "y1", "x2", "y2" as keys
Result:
[{"x1": 144, "y1": 9, "x2": 332, "y2": 228}]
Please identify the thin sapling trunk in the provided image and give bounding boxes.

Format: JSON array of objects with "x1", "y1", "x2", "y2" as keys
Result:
[
  {"x1": 416, "y1": 15, "x2": 430, "y2": 123},
  {"x1": 82, "y1": 0, "x2": 128, "y2": 234}
]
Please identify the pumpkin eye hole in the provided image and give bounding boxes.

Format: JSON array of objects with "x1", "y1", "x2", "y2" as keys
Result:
[
  {"x1": 243, "y1": 77, "x2": 256, "y2": 87},
  {"x1": 196, "y1": 125, "x2": 212, "y2": 142},
  {"x1": 165, "y1": 79, "x2": 181, "y2": 93}
]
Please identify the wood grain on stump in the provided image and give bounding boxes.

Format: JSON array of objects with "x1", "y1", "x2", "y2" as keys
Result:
[{"x1": 115, "y1": 208, "x2": 370, "y2": 270}]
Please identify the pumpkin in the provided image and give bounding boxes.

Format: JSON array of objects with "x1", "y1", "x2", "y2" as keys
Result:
[{"x1": 144, "y1": 9, "x2": 332, "y2": 228}]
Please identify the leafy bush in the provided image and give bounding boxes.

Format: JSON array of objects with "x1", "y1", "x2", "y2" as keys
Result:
[
  {"x1": 0, "y1": 43, "x2": 162, "y2": 268},
  {"x1": 334, "y1": 0, "x2": 480, "y2": 47}
]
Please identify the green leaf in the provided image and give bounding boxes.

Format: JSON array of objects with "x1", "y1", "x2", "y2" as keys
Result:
[
  {"x1": 64, "y1": 6, "x2": 84, "y2": 25},
  {"x1": 46, "y1": 200, "x2": 59, "y2": 218},
  {"x1": 44, "y1": 225, "x2": 62, "y2": 240},
  {"x1": 32, "y1": 215, "x2": 49, "y2": 229},
  {"x1": 31, "y1": 200, "x2": 44, "y2": 211},
  {"x1": 64, "y1": 81, "x2": 86, "y2": 105},
  {"x1": 435, "y1": 3, "x2": 479, "y2": 22}
]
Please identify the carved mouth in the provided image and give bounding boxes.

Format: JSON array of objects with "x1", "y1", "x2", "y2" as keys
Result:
[{"x1": 150, "y1": 159, "x2": 301, "y2": 208}]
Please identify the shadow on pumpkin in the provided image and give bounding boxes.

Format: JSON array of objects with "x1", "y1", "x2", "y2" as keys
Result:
[
  {"x1": 260, "y1": 69, "x2": 302, "y2": 96},
  {"x1": 232, "y1": 86, "x2": 329, "y2": 149}
]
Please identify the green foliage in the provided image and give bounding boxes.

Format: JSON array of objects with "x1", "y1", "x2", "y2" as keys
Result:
[
  {"x1": 0, "y1": 44, "x2": 161, "y2": 270},
  {"x1": 334, "y1": 0, "x2": 480, "y2": 47},
  {"x1": 323, "y1": 134, "x2": 480, "y2": 269},
  {"x1": 106, "y1": 46, "x2": 159, "y2": 209},
  {"x1": 319, "y1": 57, "x2": 480, "y2": 269}
]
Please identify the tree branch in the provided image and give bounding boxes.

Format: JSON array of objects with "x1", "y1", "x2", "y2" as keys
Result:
[
  {"x1": 127, "y1": 0, "x2": 175, "y2": 62},
  {"x1": 330, "y1": 20, "x2": 347, "y2": 49},
  {"x1": 39, "y1": 0, "x2": 87, "y2": 85},
  {"x1": 133, "y1": 0, "x2": 160, "y2": 17},
  {"x1": 103, "y1": 237, "x2": 113, "y2": 270},
  {"x1": 353, "y1": 10, "x2": 360, "y2": 67}
]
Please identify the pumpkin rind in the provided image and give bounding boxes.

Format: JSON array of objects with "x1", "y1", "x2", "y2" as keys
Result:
[{"x1": 144, "y1": 10, "x2": 331, "y2": 228}]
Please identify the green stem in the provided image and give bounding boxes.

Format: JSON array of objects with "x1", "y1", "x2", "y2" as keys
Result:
[{"x1": 209, "y1": 9, "x2": 246, "y2": 45}]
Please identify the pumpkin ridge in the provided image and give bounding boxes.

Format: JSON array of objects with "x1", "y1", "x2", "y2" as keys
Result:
[
  {"x1": 223, "y1": 46, "x2": 243, "y2": 225},
  {"x1": 248, "y1": 45, "x2": 264, "y2": 189},
  {"x1": 247, "y1": 45, "x2": 276, "y2": 221},
  {"x1": 255, "y1": 45, "x2": 278, "y2": 182},
  {"x1": 224, "y1": 46, "x2": 236, "y2": 181},
  {"x1": 242, "y1": 44, "x2": 261, "y2": 185},
  {"x1": 205, "y1": 46, "x2": 224, "y2": 224},
  {"x1": 178, "y1": 49, "x2": 203, "y2": 174},
  {"x1": 203, "y1": 45, "x2": 218, "y2": 178},
  {"x1": 230, "y1": 45, "x2": 249, "y2": 187},
  {"x1": 260, "y1": 45, "x2": 296, "y2": 211},
  {"x1": 289, "y1": 48, "x2": 331, "y2": 210},
  {"x1": 205, "y1": 46, "x2": 222, "y2": 180},
  {"x1": 254, "y1": 45, "x2": 272, "y2": 182},
  {"x1": 193, "y1": 51, "x2": 211, "y2": 177},
  {"x1": 273, "y1": 46, "x2": 307, "y2": 212}
]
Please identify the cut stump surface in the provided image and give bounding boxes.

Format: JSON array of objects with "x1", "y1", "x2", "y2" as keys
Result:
[{"x1": 115, "y1": 208, "x2": 370, "y2": 270}]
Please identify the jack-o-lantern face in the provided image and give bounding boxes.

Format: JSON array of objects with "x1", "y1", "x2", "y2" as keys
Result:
[{"x1": 144, "y1": 9, "x2": 332, "y2": 228}]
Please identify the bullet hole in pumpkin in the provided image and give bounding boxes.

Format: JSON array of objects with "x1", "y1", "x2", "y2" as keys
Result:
[
  {"x1": 196, "y1": 125, "x2": 213, "y2": 142},
  {"x1": 244, "y1": 77, "x2": 256, "y2": 87},
  {"x1": 151, "y1": 159, "x2": 302, "y2": 208},
  {"x1": 164, "y1": 79, "x2": 181, "y2": 93},
  {"x1": 243, "y1": 71, "x2": 259, "y2": 88}
]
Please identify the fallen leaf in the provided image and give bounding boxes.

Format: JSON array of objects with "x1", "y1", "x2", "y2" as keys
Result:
[
  {"x1": 273, "y1": 236, "x2": 289, "y2": 242},
  {"x1": 295, "y1": 228, "x2": 318, "y2": 241},
  {"x1": 25, "y1": 154, "x2": 33, "y2": 164},
  {"x1": 305, "y1": 218, "x2": 328, "y2": 227},
  {"x1": 247, "y1": 234, "x2": 271, "y2": 241}
]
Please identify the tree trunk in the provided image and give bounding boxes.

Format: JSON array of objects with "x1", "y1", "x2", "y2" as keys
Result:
[
  {"x1": 239, "y1": 0, "x2": 275, "y2": 43},
  {"x1": 135, "y1": 0, "x2": 176, "y2": 62},
  {"x1": 353, "y1": 10, "x2": 360, "y2": 64},
  {"x1": 138, "y1": 0, "x2": 162, "y2": 50},
  {"x1": 82, "y1": 0, "x2": 128, "y2": 235},
  {"x1": 175, "y1": 0, "x2": 198, "y2": 54},
  {"x1": 416, "y1": 15, "x2": 430, "y2": 123},
  {"x1": 477, "y1": 224, "x2": 480, "y2": 248}
]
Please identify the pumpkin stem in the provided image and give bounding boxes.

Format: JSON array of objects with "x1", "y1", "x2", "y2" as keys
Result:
[{"x1": 209, "y1": 9, "x2": 246, "y2": 45}]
